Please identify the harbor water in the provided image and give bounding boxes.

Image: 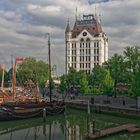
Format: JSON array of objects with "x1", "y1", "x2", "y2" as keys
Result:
[{"x1": 0, "y1": 109, "x2": 140, "y2": 140}]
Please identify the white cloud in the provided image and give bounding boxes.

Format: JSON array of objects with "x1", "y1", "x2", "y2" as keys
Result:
[{"x1": 28, "y1": 4, "x2": 62, "y2": 17}]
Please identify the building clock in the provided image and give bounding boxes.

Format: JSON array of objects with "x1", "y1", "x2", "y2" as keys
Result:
[{"x1": 83, "y1": 32, "x2": 87, "y2": 36}]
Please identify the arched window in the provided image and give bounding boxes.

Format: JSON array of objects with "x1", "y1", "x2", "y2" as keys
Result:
[
  {"x1": 80, "y1": 38, "x2": 84, "y2": 48},
  {"x1": 86, "y1": 38, "x2": 90, "y2": 48},
  {"x1": 86, "y1": 38, "x2": 90, "y2": 42}
]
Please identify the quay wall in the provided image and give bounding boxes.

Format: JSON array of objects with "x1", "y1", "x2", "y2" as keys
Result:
[{"x1": 66, "y1": 101, "x2": 140, "y2": 118}]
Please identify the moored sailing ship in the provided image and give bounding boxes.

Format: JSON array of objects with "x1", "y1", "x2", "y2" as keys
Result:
[{"x1": 0, "y1": 33, "x2": 65, "y2": 121}]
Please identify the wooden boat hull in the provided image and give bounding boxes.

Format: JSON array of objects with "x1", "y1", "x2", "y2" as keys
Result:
[{"x1": 0, "y1": 102, "x2": 65, "y2": 121}]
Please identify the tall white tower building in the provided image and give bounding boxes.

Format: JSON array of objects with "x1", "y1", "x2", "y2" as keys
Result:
[{"x1": 65, "y1": 14, "x2": 108, "y2": 74}]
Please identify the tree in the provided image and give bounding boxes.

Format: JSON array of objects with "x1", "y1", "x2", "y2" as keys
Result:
[
  {"x1": 79, "y1": 73, "x2": 89, "y2": 94},
  {"x1": 59, "y1": 75, "x2": 68, "y2": 93},
  {"x1": 59, "y1": 68, "x2": 85, "y2": 95},
  {"x1": 17, "y1": 58, "x2": 49, "y2": 90},
  {"x1": 131, "y1": 70, "x2": 140, "y2": 97},
  {"x1": 67, "y1": 67, "x2": 80, "y2": 88},
  {"x1": 102, "y1": 70, "x2": 114, "y2": 94},
  {"x1": 108, "y1": 54, "x2": 124, "y2": 97},
  {"x1": 124, "y1": 46, "x2": 140, "y2": 74},
  {"x1": 91, "y1": 65, "x2": 106, "y2": 88}
]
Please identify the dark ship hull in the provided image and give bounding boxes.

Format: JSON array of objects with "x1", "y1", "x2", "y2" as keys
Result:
[{"x1": 0, "y1": 102, "x2": 65, "y2": 121}]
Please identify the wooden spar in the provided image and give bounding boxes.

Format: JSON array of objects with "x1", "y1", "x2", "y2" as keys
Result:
[
  {"x1": 47, "y1": 33, "x2": 52, "y2": 103},
  {"x1": 1, "y1": 65, "x2": 5, "y2": 90},
  {"x1": 12, "y1": 57, "x2": 16, "y2": 100}
]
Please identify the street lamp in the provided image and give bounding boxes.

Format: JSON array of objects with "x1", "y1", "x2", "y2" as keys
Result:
[{"x1": 45, "y1": 33, "x2": 52, "y2": 103}]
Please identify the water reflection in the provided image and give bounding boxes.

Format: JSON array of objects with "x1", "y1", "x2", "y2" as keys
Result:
[{"x1": 0, "y1": 109, "x2": 140, "y2": 140}]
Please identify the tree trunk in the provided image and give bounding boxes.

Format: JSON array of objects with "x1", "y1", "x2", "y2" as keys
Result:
[{"x1": 114, "y1": 80, "x2": 117, "y2": 98}]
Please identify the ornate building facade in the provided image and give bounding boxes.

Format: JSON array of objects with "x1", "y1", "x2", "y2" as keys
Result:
[{"x1": 65, "y1": 14, "x2": 108, "y2": 74}]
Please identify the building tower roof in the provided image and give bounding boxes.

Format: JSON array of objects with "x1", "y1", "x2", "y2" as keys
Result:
[
  {"x1": 71, "y1": 14, "x2": 102, "y2": 38},
  {"x1": 65, "y1": 19, "x2": 71, "y2": 33}
]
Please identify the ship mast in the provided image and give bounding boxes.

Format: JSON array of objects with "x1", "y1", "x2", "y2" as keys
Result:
[
  {"x1": 46, "y1": 33, "x2": 52, "y2": 103},
  {"x1": 10, "y1": 55, "x2": 16, "y2": 100},
  {"x1": 12, "y1": 59, "x2": 16, "y2": 100},
  {"x1": 1, "y1": 65, "x2": 5, "y2": 90}
]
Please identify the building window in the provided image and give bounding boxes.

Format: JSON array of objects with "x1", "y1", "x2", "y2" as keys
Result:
[
  {"x1": 88, "y1": 63, "x2": 90, "y2": 68},
  {"x1": 75, "y1": 42, "x2": 76, "y2": 48},
  {"x1": 80, "y1": 56, "x2": 84, "y2": 62},
  {"x1": 87, "y1": 42, "x2": 90, "y2": 48},
  {"x1": 94, "y1": 56, "x2": 96, "y2": 61},
  {"x1": 80, "y1": 49, "x2": 84, "y2": 55},
  {"x1": 80, "y1": 38, "x2": 84, "y2": 48},
  {"x1": 94, "y1": 49, "x2": 96, "y2": 54},
  {"x1": 94, "y1": 42, "x2": 96, "y2": 48},
  {"x1": 73, "y1": 64, "x2": 76, "y2": 68},
  {"x1": 68, "y1": 57, "x2": 70, "y2": 62},
  {"x1": 72, "y1": 50, "x2": 76, "y2": 55},
  {"x1": 68, "y1": 50, "x2": 70, "y2": 55},
  {"x1": 86, "y1": 38, "x2": 90, "y2": 48},
  {"x1": 88, "y1": 56, "x2": 90, "y2": 61},
  {"x1": 72, "y1": 57, "x2": 76, "y2": 62},
  {"x1": 97, "y1": 56, "x2": 99, "y2": 61},
  {"x1": 82, "y1": 42, "x2": 84, "y2": 48},
  {"x1": 97, "y1": 42, "x2": 99, "y2": 48},
  {"x1": 80, "y1": 63, "x2": 84, "y2": 68},
  {"x1": 97, "y1": 49, "x2": 99, "y2": 54},
  {"x1": 80, "y1": 43, "x2": 82, "y2": 48},
  {"x1": 72, "y1": 42, "x2": 76, "y2": 49},
  {"x1": 88, "y1": 49, "x2": 90, "y2": 55}
]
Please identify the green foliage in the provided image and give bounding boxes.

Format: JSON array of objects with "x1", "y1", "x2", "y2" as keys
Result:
[
  {"x1": 59, "y1": 68, "x2": 87, "y2": 94},
  {"x1": 131, "y1": 70, "x2": 140, "y2": 97},
  {"x1": 79, "y1": 72, "x2": 89, "y2": 94},
  {"x1": 91, "y1": 65, "x2": 106, "y2": 88},
  {"x1": 124, "y1": 46, "x2": 140, "y2": 74},
  {"x1": 90, "y1": 66, "x2": 113, "y2": 95},
  {"x1": 67, "y1": 67, "x2": 81, "y2": 88},
  {"x1": 108, "y1": 54, "x2": 124, "y2": 97},
  {"x1": 89, "y1": 88, "x2": 103, "y2": 94},
  {"x1": 59, "y1": 75, "x2": 68, "y2": 93},
  {"x1": 102, "y1": 70, "x2": 114, "y2": 94},
  {"x1": 16, "y1": 58, "x2": 49, "y2": 88}
]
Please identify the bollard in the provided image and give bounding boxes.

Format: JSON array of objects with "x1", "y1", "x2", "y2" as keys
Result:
[
  {"x1": 43, "y1": 108, "x2": 46, "y2": 122},
  {"x1": 87, "y1": 100, "x2": 90, "y2": 114},
  {"x1": 92, "y1": 120, "x2": 95, "y2": 134}
]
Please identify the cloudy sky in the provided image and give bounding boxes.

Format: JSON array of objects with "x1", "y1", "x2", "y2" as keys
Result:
[{"x1": 0, "y1": 0, "x2": 140, "y2": 75}]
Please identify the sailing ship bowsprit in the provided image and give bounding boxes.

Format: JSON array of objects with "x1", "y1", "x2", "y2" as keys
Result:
[{"x1": 0, "y1": 33, "x2": 65, "y2": 121}]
